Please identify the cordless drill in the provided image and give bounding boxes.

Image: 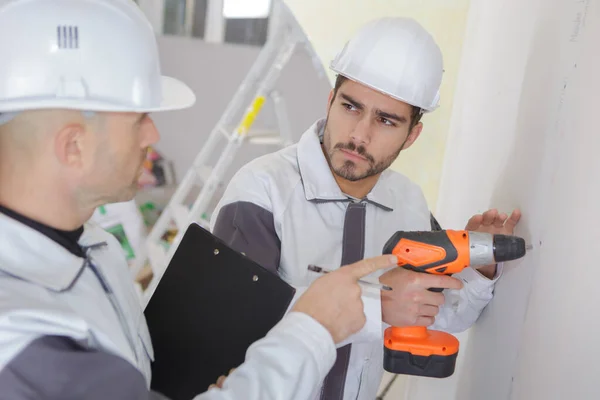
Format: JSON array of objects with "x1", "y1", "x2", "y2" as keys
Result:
[{"x1": 382, "y1": 230, "x2": 530, "y2": 378}]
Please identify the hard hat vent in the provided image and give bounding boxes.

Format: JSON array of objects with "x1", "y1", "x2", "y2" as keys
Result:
[{"x1": 57, "y1": 26, "x2": 79, "y2": 49}]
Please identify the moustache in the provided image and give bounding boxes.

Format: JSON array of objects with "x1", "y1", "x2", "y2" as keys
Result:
[{"x1": 334, "y1": 142, "x2": 375, "y2": 164}]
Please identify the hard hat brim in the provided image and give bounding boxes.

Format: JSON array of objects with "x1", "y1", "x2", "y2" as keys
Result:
[
  {"x1": 156, "y1": 75, "x2": 197, "y2": 112},
  {"x1": 0, "y1": 75, "x2": 196, "y2": 114},
  {"x1": 331, "y1": 69, "x2": 437, "y2": 113}
]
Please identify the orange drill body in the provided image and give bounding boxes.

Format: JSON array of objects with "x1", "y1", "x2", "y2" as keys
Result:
[
  {"x1": 382, "y1": 229, "x2": 528, "y2": 378},
  {"x1": 389, "y1": 230, "x2": 471, "y2": 275}
]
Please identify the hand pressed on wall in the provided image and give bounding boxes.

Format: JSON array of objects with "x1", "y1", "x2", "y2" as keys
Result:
[{"x1": 465, "y1": 208, "x2": 522, "y2": 279}]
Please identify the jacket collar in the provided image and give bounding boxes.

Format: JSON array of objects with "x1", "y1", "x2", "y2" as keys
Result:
[
  {"x1": 0, "y1": 213, "x2": 107, "y2": 292},
  {"x1": 297, "y1": 118, "x2": 395, "y2": 211},
  {"x1": 0, "y1": 204, "x2": 85, "y2": 258}
]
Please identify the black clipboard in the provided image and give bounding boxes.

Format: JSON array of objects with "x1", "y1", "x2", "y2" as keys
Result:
[{"x1": 144, "y1": 223, "x2": 296, "y2": 400}]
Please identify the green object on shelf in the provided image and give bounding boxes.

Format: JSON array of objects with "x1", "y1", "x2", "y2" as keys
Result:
[
  {"x1": 139, "y1": 201, "x2": 162, "y2": 227},
  {"x1": 140, "y1": 202, "x2": 156, "y2": 212}
]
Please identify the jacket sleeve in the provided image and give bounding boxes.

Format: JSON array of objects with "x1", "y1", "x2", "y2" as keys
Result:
[
  {"x1": 194, "y1": 312, "x2": 335, "y2": 400},
  {"x1": 0, "y1": 334, "x2": 152, "y2": 400},
  {"x1": 0, "y1": 313, "x2": 335, "y2": 400},
  {"x1": 210, "y1": 168, "x2": 281, "y2": 275},
  {"x1": 428, "y1": 213, "x2": 503, "y2": 333}
]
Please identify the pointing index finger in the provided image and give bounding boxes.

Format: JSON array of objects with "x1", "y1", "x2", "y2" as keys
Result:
[{"x1": 347, "y1": 255, "x2": 399, "y2": 279}]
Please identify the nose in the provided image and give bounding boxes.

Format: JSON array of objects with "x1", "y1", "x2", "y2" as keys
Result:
[
  {"x1": 140, "y1": 116, "x2": 160, "y2": 148},
  {"x1": 350, "y1": 115, "x2": 372, "y2": 145}
]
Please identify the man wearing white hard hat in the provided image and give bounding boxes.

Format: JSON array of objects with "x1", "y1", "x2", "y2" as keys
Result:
[
  {"x1": 211, "y1": 17, "x2": 522, "y2": 399},
  {"x1": 0, "y1": 0, "x2": 401, "y2": 399}
]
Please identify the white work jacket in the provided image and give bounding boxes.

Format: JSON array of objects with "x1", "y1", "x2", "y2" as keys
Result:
[
  {"x1": 0, "y1": 211, "x2": 337, "y2": 399},
  {"x1": 211, "y1": 118, "x2": 503, "y2": 400}
]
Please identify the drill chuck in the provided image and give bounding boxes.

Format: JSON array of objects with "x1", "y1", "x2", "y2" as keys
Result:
[
  {"x1": 467, "y1": 232, "x2": 528, "y2": 267},
  {"x1": 493, "y1": 234, "x2": 527, "y2": 262}
]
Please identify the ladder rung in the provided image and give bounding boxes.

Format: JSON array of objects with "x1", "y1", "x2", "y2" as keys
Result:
[
  {"x1": 248, "y1": 136, "x2": 284, "y2": 145},
  {"x1": 246, "y1": 128, "x2": 278, "y2": 137}
]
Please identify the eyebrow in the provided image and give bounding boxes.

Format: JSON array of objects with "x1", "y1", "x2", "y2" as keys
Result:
[
  {"x1": 340, "y1": 93, "x2": 408, "y2": 124},
  {"x1": 340, "y1": 93, "x2": 364, "y2": 110},
  {"x1": 376, "y1": 109, "x2": 407, "y2": 124}
]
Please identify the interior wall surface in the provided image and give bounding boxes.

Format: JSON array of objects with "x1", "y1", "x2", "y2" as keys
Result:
[{"x1": 410, "y1": 0, "x2": 597, "y2": 399}]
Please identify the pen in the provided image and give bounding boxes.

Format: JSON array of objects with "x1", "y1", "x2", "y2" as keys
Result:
[{"x1": 307, "y1": 264, "x2": 393, "y2": 291}]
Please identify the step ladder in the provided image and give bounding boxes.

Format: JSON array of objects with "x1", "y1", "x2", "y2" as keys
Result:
[{"x1": 132, "y1": 0, "x2": 327, "y2": 306}]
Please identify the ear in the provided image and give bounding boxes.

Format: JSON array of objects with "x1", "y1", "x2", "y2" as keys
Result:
[
  {"x1": 400, "y1": 122, "x2": 423, "y2": 150},
  {"x1": 327, "y1": 89, "x2": 335, "y2": 110},
  {"x1": 54, "y1": 124, "x2": 86, "y2": 167}
]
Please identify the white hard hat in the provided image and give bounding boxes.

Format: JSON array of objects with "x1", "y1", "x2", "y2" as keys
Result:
[
  {"x1": 0, "y1": 0, "x2": 195, "y2": 113},
  {"x1": 330, "y1": 17, "x2": 443, "y2": 112}
]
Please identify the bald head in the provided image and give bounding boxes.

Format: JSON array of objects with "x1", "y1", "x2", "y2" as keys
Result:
[
  {"x1": 0, "y1": 110, "x2": 102, "y2": 160},
  {"x1": 0, "y1": 110, "x2": 99, "y2": 145}
]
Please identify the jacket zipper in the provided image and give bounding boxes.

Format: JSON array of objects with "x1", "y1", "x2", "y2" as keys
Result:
[
  {"x1": 355, "y1": 366, "x2": 365, "y2": 400},
  {"x1": 83, "y1": 243, "x2": 139, "y2": 362}
]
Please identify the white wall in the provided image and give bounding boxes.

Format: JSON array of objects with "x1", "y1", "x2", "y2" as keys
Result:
[
  {"x1": 151, "y1": 34, "x2": 331, "y2": 186},
  {"x1": 409, "y1": 0, "x2": 598, "y2": 399}
]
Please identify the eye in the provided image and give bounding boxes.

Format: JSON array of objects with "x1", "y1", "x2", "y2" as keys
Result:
[
  {"x1": 342, "y1": 103, "x2": 358, "y2": 112},
  {"x1": 379, "y1": 117, "x2": 396, "y2": 127}
]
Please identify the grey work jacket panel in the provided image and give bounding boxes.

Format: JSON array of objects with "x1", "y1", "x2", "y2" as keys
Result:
[{"x1": 0, "y1": 213, "x2": 154, "y2": 385}]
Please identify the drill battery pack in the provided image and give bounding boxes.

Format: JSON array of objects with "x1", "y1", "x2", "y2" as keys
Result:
[
  {"x1": 383, "y1": 326, "x2": 459, "y2": 378},
  {"x1": 383, "y1": 346, "x2": 458, "y2": 378}
]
